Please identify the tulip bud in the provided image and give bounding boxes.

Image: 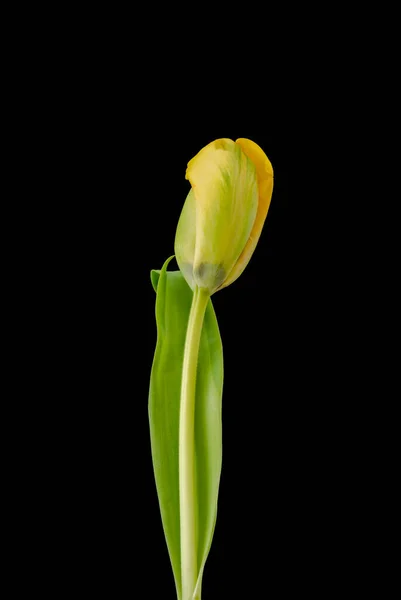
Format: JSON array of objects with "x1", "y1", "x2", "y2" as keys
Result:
[{"x1": 175, "y1": 138, "x2": 274, "y2": 295}]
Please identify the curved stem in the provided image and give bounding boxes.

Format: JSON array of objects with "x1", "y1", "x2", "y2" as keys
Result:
[{"x1": 179, "y1": 286, "x2": 210, "y2": 600}]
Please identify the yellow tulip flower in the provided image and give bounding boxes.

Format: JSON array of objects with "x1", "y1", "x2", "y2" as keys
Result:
[
  {"x1": 175, "y1": 138, "x2": 274, "y2": 294},
  {"x1": 151, "y1": 137, "x2": 275, "y2": 600}
]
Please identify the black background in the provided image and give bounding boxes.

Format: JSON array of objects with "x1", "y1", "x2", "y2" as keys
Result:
[
  {"x1": 45, "y1": 108, "x2": 340, "y2": 598},
  {"x1": 11, "y1": 7, "x2": 392, "y2": 596},
  {"x1": 24, "y1": 41, "x2": 364, "y2": 597},
  {"x1": 60, "y1": 118, "x2": 332, "y2": 598}
]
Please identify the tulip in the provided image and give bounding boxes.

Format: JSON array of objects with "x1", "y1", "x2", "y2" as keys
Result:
[
  {"x1": 150, "y1": 138, "x2": 274, "y2": 600},
  {"x1": 175, "y1": 137, "x2": 274, "y2": 294}
]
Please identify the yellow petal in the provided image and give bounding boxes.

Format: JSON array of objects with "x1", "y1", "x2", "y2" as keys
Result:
[
  {"x1": 183, "y1": 138, "x2": 258, "y2": 293},
  {"x1": 217, "y1": 138, "x2": 274, "y2": 290}
]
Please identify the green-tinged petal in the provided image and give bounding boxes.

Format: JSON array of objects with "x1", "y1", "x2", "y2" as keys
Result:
[
  {"x1": 149, "y1": 257, "x2": 223, "y2": 599},
  {"x1": 218, "y1": 138, "x2": 274, "y2": 290},
  {"x1": 181, "y1": 138, "x2": 258, "y2": 294},
  {"x1": 174, "y1": 188, "x2": 196, "y2": 290}
]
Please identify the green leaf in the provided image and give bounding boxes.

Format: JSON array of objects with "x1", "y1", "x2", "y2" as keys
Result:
[{"x1": 149, "y1": 257, "x2": 223, "y2": 600}]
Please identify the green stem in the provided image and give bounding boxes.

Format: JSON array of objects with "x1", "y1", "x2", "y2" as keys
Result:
[{"x1": 179, "y1": 286, "x2": 209, "y2": 600}]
